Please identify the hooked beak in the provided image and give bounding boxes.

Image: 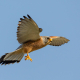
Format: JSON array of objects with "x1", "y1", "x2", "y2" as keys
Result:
[{"x1": 49, "y1": 38, "x2": 52, "y2": 42}]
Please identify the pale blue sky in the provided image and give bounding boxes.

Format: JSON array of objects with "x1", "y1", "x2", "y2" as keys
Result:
[{"x1": 0, "y1": 0, "x2": 80, "y2": 80}]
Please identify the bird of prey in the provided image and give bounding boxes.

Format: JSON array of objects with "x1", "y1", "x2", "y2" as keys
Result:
[{"x1": 0, "y1": 14, "x2": 69, "y2": 65}]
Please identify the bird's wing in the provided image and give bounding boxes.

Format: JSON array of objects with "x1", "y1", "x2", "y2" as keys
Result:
[
  {"x1": 17, "y1": 14, "x2": 42, "y2": 44},
  {"x1": 0, "y1": 48, "x2": 24, "y2": 65},
  {"x1": 49, "y1": 36, "x2": 70, "y2": 46}
]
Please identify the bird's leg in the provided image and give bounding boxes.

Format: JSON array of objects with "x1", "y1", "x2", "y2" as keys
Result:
[{"x1": 25, "y1": 53, "x2": 32, "y2": 62}]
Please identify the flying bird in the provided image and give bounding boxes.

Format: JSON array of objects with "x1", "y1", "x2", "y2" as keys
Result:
[{"x1": 0, "y1": 14, "x2": 69, "y2": 65}]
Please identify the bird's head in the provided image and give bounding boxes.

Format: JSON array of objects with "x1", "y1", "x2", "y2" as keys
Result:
[{"x1": 42, "y1": 36, "x2": 52, "y2": 45}]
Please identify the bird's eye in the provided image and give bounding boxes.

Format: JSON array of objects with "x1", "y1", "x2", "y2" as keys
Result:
[{"x1": 47, "y1": 37, "x2": 50, "y2": 39}]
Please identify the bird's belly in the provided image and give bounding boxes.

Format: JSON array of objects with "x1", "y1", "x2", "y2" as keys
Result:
[
  {"x1": 31, "y1": 44, "x2": 44, "y2": 52},
  {"x1": 23, "y1": 40, "x2": 45, "y2": 53}
]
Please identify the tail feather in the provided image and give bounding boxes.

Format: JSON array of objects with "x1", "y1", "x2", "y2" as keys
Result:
[{"x1": 0, "y1": 48, "x2": 24, "y2": 65}]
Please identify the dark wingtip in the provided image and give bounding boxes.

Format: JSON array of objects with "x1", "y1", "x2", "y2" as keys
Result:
[
  {"x1": 23, "y1": 16, "x2": 26, "y2": 18},
  {"x1": 20, "y1": 18, "x2": 24, "y2": 20},
  {"x1": 0, "y1": 53, "x2": 20, "y2": 65},
  {"x1": 27, "y1": 14, "x2": 31, "y2": 19}
]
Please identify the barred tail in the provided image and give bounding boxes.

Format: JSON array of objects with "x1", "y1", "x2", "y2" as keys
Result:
[{"x1": 0, "y1": 48, "x2": 24, "y2": 65}]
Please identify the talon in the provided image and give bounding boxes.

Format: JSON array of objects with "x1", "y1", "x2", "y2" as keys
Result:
[
  {"x1": 25, "y1": 55, "x2": 32, "y2": 62},
  {"x1": 30, "y1": 58, "x2": 32, "y2": 62}
]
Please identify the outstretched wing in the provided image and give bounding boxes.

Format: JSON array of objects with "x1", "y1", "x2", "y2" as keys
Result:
[
  {"x1": 49, "y1": 36, "x2": 70, "y2": 46},
  {"x1": 17, "y1": 14, "x2": 42, "y2": 44}
]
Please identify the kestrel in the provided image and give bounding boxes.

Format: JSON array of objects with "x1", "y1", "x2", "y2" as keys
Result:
[{"x1": 0, "y1": 14, "x2": 69, "y2": 65}]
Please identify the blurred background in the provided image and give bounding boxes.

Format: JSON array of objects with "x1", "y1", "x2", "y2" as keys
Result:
[{"x1": 0, "y1": 0, "x2": 80, "y2": 80}]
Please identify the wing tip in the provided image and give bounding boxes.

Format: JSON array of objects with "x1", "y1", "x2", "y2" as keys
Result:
[
  {"x1": 23, "y1": 16, "x2": 27, "y2": 18},
  {"x1": 19, "y1": 14, "x2": 31, "y2": 21},
  {"x1": 20, "y1": 18, "x2": 24, "y2": 20},
  {"x1": 49, "y1": 36, "x2": 70, "y2": 46},
  {"x1": 27, "y1": 14, "x2": 31, "y2": 19}
]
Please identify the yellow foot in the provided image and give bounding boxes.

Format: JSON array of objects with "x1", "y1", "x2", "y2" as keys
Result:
[{"x1": 25, "y1": 55, "x2": 32, "y2": 62}]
